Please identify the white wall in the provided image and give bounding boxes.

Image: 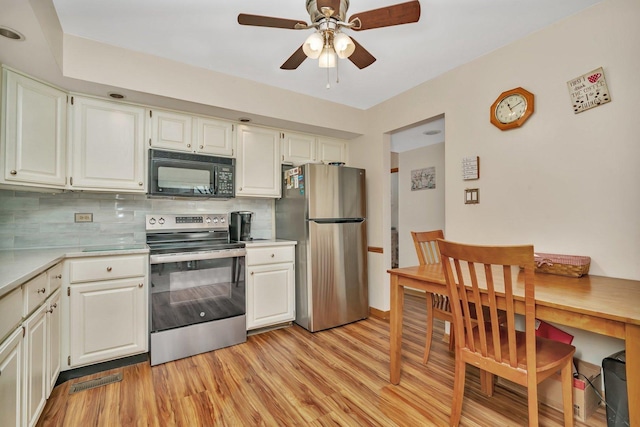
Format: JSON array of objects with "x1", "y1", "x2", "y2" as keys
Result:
[
  {"x1": 398, "y1": 143, "x2": 446, "y2": 267},
  {"x1": 350, "y1": 0, "x2": 638, "y2": 364}
]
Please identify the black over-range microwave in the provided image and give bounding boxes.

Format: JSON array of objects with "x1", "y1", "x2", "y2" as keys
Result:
[{"x1": 148, "y1": 149, "x2": 235, "y2": 198}]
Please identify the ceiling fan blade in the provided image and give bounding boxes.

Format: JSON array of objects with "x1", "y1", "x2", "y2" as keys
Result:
[
  {"x1": 238, "y1": 14, "x2": 308, "y2": 30},
  {"x1": 280, "y1": 46, "x2": 307, "y2": 70},
  {"x1": 349, "y1": 0, "x2": 421, "y2": 31},
  {"x1": 348, "y1": 38, "x2": 376, "y2": 69}
]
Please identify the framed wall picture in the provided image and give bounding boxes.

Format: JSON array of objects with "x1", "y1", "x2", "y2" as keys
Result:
[
  {"x1": 411, "y1": 167, "x2": 436, "y2": 191},
  {"x1": 567, "y1": 67, "x2": 611, "y2": 114}
]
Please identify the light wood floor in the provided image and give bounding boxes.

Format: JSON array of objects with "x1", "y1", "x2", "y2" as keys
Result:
[{"x1": 37, "y1": 294, "x2": 606, "y2": 426}]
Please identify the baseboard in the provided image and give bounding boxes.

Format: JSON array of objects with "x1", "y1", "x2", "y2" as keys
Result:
[{"x1": 369, "y1": 306, "x2": 389, "y2": 320}]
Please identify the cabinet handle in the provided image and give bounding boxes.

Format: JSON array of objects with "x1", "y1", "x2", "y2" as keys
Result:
[
  {"x1": 251, "y1": 272, "x2": 254, "y2": 275},
  {"x1": 199, "y1": 145, "x2": 203, "y2": 149},
  {"x1": 107, "y1": 267, "x2": 112, "y2": 272},
  {"x1": 138, "y1": 283, "x2": 143, "y2": 288},
  {"x1": 10, "y1": 170, "x2": 17, "y2": 175},
  {"x1": 37, "y1": 288, "x2": 46, "y2": 294},
  {"x1": 52, "y1": 303, "x2": 58, "y2": 308},
  {"x1": 138, "y1": 182, "x2": 143, "y2": 186},
  {"x1": 187, "y1": 144, "x2": 191, "y2": 148},
  {"x1": 55, "y1": 274, "x2": 62, "y2": 279},
  {"x1": 271, "y1": 254, "x2": 275, "y2": 258}
]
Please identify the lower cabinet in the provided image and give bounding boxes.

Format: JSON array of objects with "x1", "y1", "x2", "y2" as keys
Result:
[
  {"x1": 246, "y1": 243, "x2": 295, "y2": 330},
  {"x1": 0, "y1": 328, "x2": 22, "y2": 427},
  {"x1": 23, "y1": 303, "x2": 47, "y2": 427},
  {"x1": 65, "y1": 254, "x2": 148, "y2": 368}
]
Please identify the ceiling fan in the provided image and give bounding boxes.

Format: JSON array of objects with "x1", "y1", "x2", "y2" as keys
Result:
[{"x1": 238, "y1": 0, "x2": 421, "y2": 70}]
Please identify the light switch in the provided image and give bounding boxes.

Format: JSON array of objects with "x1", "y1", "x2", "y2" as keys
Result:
[{"x1": 465, "y1": 189, "x2": 479, "y2": 204}]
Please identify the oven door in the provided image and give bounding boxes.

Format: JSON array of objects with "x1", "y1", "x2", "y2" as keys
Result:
[{"x1": 149, "y1": 249, "x2": 245, "y2": 333}]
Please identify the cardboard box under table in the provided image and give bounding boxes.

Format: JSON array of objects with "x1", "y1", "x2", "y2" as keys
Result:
[{"x1": 498, "y1": 358, "x2": 602, "y2": 422}]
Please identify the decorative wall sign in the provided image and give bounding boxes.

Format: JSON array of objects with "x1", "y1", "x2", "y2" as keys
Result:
[
  {"x1": 567, "y1": 67, "x2": 611, "y2": 114},
  {"x1": 411, "y1": 167, "x2": 435, "y2": 191},
  {"x1": 462, "y1": 156, "x2": 479, "y2": 180}
]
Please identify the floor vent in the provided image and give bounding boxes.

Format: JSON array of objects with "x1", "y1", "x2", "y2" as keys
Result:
[{"x1": 68, "y1": 372, "x2": 123, "y2": 395}]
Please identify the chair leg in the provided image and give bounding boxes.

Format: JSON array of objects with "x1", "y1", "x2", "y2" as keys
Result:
[
  {"x1": 450, "y1": 352, "x2": 466, "y2": 427},
  {"x1": 423, "y1": 292, "x2": 435, "y2": 364},
  {"x1": 527, "y1": 379, "x2": 540, "y2": 427},
  {"x1": 480, "y1": 370, "x2": 495, "y2": 397},
  {"x1": 560, "y1": 362, "x2": 575, "y2": 427}
]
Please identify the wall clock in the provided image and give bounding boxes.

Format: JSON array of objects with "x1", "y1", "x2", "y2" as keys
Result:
[{"x1": 490, "y1": 87, "x2": 534, "y2": 130}]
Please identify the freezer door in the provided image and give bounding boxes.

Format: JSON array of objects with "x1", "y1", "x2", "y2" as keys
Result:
[
  {"x1": 307, "y1": 164, "x2": 366, "y2": 220},
  {"x1": 307, "y1": 219, "x2": 368, "y2": 332}
]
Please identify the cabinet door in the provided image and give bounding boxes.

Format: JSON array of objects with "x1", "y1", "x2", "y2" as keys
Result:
[
  {"x1": 317, "y1": 137, "x2": 347, "y2": 165},
  {"x1": 195, "y1": 117, "x2": 235, "y2": 156},
  {"x1": 24, "y1": 304, "x2": 47, "y2": 427},
  {"x1": 70, "y1": 97, "x2": 146, "y2": 192},
  {"x1": 2, "y1": 69, "x2": 66, "y2": 188},
  {"x1": 0, "y1": 328, "x2": 22, "y2": 427},
  {"x1": 246, "y1": 263, "x2": 294, "y2": 330},
  {"x1": 46, "y1": 290, "x2": 61, "y2": 397},
  {"x1": 149, "y1": 109, "x2": 192, "y2": 152},
  {"x1": 236, "y1": 125, "x2": 281, "y2": 197},
  {"x1": 69, "y1": 278, "x2": 147, "y2": 367},
  {"x1": 282, "y1": 132, "x2": 316, "y2": 165}
]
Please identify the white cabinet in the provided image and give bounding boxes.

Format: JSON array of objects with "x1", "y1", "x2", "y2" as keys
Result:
[
  {"x1": 150, "y1": 109, "x2": 235, "y2": 157},
  {"x1": 236, "y1": 125, "x2": 281, "y2": 198},
  {"x1": 66, "y1": 254, "x2": 148, "y2": 368},
  {"x1": 1, "y1": 67, "x2": 67, "y2": 189},
  {"x1": 69, "y1": 96, "x2": 146, "y2": 192},
  {"x1": 246, "y1": 243, "x2": 295, "y2": 330},
  {"x1": 23, "y1": 303, "x2": 47, "y2": 427},
  {"x1": 46, "y1": 290, "x2": 61, "y2": 398},
  {"x1": 0, "y1": 327, "x2": 23, "y2": 427},
  {"x1": 281, "y1": 132, "x2": 317, "y2": 165},
  {"x1": 317, "y1": 137, "x2": 348, "y2": 164}
]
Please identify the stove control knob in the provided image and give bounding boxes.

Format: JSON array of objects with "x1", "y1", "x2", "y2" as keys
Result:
[
  {"x1": 158, "y1": 217, "x2": 165, "y2": 225},
  {"x1": 149, "y1": 217, "x2": 156, "y2": 225},
  {"x1": 213, "y1": 217, "x2": 219, "y2": 224},
  {"x1": 205, "y1": 217, "x2": 212, "y2": 224},
  {"x1": 220, "y1": 217, "x2": 226, "y2": 223}
]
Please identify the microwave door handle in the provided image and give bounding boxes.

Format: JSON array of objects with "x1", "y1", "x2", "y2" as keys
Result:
[{"x1": 214, "y1": 167, "x2": 218, "y2": 195}]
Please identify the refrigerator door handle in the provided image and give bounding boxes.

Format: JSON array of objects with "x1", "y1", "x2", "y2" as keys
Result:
[{"x1": 308, "y1": 218, "x2": 365, "y2": 224}]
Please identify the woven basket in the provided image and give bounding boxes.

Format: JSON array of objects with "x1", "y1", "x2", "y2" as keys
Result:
[{"x1": 534, "y1": 253, "x2": 591, "y2": 277}]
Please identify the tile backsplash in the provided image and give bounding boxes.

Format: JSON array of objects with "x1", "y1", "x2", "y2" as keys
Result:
[{"x1": 0, "y1": 189, "x2": 274, "y2": 249}]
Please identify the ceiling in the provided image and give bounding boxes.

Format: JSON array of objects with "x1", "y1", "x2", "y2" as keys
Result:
[{"x1": 49, "y1": 0, "x2": 603, "y2": 111}]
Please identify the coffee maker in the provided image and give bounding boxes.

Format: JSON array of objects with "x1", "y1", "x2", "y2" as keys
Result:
[{"x1": 230, "y1": 211, "x2": 254, "y2": 241}]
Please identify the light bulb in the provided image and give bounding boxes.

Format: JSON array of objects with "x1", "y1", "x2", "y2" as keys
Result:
[
  {"x1": 318, "y1": 46, "x2": 336, "y2": 68},
  {"x1": 333, "y1": 32, "x2": 355, "y2": 59},
  {"x1": 302, "y1": 32, "x2": 323, "y2": 59}
]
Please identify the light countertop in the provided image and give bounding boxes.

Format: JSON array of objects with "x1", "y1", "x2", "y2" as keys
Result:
[
  {"x1": 0, "y1": 244, "x2": 149, "y2": 298},
  {"x1": 240, "y1": 239, "x2": 297, "y2": 248}
]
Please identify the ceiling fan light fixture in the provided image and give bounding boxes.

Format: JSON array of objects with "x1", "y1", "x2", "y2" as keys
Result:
[
  {"x1": 333, "y1": 32, "x2": 355, "y2": 59},
  {"x1": 318, "y1": 46, "x2": 336, "y2": 68},
  {"x1": 302, "y1": 32, "x2": 324, "y2": 59}
]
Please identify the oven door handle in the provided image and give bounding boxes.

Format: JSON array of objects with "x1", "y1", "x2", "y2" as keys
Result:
[{"x1": 150, "y1": 248, "x2": 246, "y2": 264}]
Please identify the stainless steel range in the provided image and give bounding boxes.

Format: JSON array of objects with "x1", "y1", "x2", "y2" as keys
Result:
[{"x1": 146, "y1": 213, "x2": 246, "y2": 366}]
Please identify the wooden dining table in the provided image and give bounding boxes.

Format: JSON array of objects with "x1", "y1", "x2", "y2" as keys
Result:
[{"x1": 388, "y1": 264, "x2": 640, "y2": 425}]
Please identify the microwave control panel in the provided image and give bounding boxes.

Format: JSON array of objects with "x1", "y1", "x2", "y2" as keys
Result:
[{"x1": 217, "y1": 165, "x2": 234, "y2": 197}]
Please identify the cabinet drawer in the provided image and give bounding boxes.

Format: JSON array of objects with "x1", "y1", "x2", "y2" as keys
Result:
[
  {"x1": 48, "y1": 263, "x2": 63, "y2": 292},
  {"x1": 0, "y1": 287, "x2": 23, "y2": 341},
  {"x1": 23, "y1": 272, "x2": 49, "y2": 316},
  {"x1": 68, "y1": 255, "x2": 146, "y2": 283},
  {"x1": 247, "y1": 246, "x2": 294, "y2": 266}
]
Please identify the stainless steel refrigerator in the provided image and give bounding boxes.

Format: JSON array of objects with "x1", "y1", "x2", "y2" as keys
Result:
[{"x1": 276, "y1": 163, "x2": 368, "y2": 332}]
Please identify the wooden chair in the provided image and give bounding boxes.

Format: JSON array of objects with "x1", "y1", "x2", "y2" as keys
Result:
[
  {"x1": 437, "y1": 239, "x2": 576, "y2": 427},
  {"x1": 411, "y1": 230, "x2": 455, "y2": 363}
]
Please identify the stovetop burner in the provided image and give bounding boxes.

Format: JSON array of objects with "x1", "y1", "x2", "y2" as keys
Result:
[{"x1": 145, "y1": 213, "x2": 244, "y2": 254}]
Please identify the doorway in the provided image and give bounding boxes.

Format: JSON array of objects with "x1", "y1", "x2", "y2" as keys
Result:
[{"x1": 389, "y1": 114, "x2": 445, "y2": 268}]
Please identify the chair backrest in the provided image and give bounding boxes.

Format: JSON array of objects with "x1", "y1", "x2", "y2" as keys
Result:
[
  {"x1": 411, "y1": 230, "x2": 445, "y2": 266},
  {"x1": 436, "y1": 239, "x2": 537, "y2": 373}
]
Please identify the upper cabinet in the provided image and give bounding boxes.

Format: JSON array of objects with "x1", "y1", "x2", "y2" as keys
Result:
[
  {"x1": 236, "y1": 125, "x2": 281, "y2": 198},
  {"x1": 282, "y1": 132, "x2": 317, "y2": 165},
  {"x1": 149, "y1": 109, "x2": 235, "y2": 157},
  {"x1": 317, "y1": 137, "x2": 348, "y2": 165},
  {"x1": 69, "y1": 96, "x2": 146, "y2": 192},
  {"x1": 1, "y1": 68, "x2": 67, "y2": 189},
  {"x1": 282, "y1": 133, "x2": 348, "y2": 166}
]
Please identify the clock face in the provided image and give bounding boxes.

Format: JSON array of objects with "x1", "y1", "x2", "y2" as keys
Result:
[{"x1": 495, "y1": 94, "x2": 528, "y2": 124}]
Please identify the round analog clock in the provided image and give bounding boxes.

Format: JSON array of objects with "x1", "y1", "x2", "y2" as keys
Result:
[{"x1": 490, "y1": 87, "x2": 534, "y2": 130}]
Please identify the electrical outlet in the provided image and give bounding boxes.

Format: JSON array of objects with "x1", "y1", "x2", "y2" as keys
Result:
[{"x1": 75, "y1": 213, "x2": 93, "y2": 223}]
